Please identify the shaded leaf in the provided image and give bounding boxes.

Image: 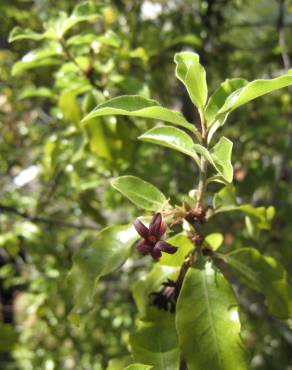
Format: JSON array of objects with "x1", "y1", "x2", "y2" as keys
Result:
[
  {"x1": 67, "y1": 224, "x2": 139, "y2": 315},
  {"x1": 130, "y1": 310, "x2": 180, "y2": 370},
  {"x1": 224, "y1": 248, "x2": 292, "y2": 319}
]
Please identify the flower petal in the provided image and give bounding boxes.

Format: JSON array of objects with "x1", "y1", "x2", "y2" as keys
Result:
[
  {"x1": 150, "y1": 244, "x2": 162, "y2": 260},
  {"x1": 149, "y1": 213, "x2": 162, "y2": 237},
  {"x1": 133, "y1": 219, "x2": 149, "y2": 238},
  {"x1": 137, "y1": 240, "x2": 152, "y2": 255},
  {"x1": 158, "y1": 219, "x2": 167, "y2": 239},
  {"x1": 155, "y1": 241, "x2": 177, "y2": 254}
]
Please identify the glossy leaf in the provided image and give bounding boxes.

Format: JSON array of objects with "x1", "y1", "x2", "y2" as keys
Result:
[
  {"x1": 130, "y1": 310, "x2": 180, "y2": 370},
  {"x1": 82, "y1": 95, "x2": 198, "y2": 135},
  {"x1": 217, "y1": 70, "x2": 292, "y2": 118},
  {"x1": 205, "y1": 79, "x2": 248, "y2": 127},
  {"x1": 139, "y1": 126, "x2": 200, "y2": 164},
  {"x1": 111, "y1": 176, "x2": 166, "y2": 211},
  {"x1": 176, "y1": 264, "x2": 248, "y2": 370},
  {"x1": 174, "y1": 51, "x2": 208, "y2": 109},
  {"x1": 140, "y1": 127, "x2": 233, "y2": 182},
  {"x1": 160, "y1": 233, "x2": 193, "y2": 267},
  {"x1": 67, "y1": 224, "x2": 139, "y2": 314},
  {"x1": 224, "y1": 248, "x2": 292, "y2": 319},
  {"x1": 210, "y1": 137, "x2": 233, "y2": 183}
]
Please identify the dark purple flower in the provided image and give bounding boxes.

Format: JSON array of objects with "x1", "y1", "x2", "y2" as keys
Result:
[{"x1": 133, "y1": 213, "x2": 177, "y2": 260}]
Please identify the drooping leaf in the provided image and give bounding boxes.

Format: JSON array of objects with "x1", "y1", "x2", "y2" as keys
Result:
[
  {"x1": 176, "y1": 264, "x2": 248, "y2": 370},
  {"x1": 174, "y1": 51, "x2": 208, "y2": 109},
  {"x1": 130, "y1": 310, "x2": 180, "y2": 370},
  {"x1": 82, "y1": 95, "x2": 199, "y2": 135},
  {"x1": 160, "y1": 233, "x2": 193, "y2": 267},
  {"x1": 85, "y1": 118, "x2": 112, "y2": 160},
  {"x1": 67, "y1": 224, "x2": 139, "y2": 315},
  {"x1": 224, "y1": 248, "x2": 292, "y2": 319},
  {"x1": 111, "y1": 176, "x2": 167, "y2": 211}
]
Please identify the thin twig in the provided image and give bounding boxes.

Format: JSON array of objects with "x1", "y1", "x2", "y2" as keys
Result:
[{"x1": 0, "y1": 204, "x2": 100, "y2": 231}]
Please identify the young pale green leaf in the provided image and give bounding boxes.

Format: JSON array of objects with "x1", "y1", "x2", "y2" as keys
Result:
[
  {"x1": 210, "y1": 137, "x2": 233, "y2": 183},
  {"x1": 205, "y1": 233, "x2": 223, "y2": 251},
  {"x1": 111, "y1": 176, "x2": 166, "y2": 211},
  {"x1": 160, "y1": 233, "x2": 193, "y2": 267},
  {"x1": 174, "y1": 51, "x2": 208, "y2": 109},
  {"x1": 217, "y1": 70, "x2": 292, "y2": 117},
  {"x1": 67, "y1": 224, "x2": 139, "y2": 315},
  {"x1": 138, "y1": 126, "x2": 200, "y2": 164},
  {"x1": 224, "y1": 248, "x2": 292, "y2": 319},
  {"x1": 130, "y1": 310, "x2": 180, "y2": 370},
  {"x1": 82, "y1": 95, "x2": 199, "y2": 136},
  {"x1": 176, "y1": 264, "x2": 249, "y2": 370},
  {"x1": 139, "y1": 127, "x2": 233, "y2": 182},
  {"x1": 205, "y1": 78, "x2": 248, "y2": 127},
  {"x1": 19, "y1": 86, "x2": 54, "y2": 100}
]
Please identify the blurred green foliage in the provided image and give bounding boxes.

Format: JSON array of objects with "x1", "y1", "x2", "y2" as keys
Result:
[{"x1": 0, "y1": 0, "x2": 292, "y2": 369}]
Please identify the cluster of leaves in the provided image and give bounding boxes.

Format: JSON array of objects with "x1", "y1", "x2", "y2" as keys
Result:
[{"x1": 1, "y1": 1, "x2": 292, "y2": 369}]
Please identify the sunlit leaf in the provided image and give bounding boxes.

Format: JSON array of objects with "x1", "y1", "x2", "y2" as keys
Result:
[
  {"x1": 176, "y1": 264, "x2": 249, "y2": 370},
  {"x1": 111, "y1": 176, "x2": 166, "y2": 211},
  {"x1": 82, "y1": 95, "x2": 199, "y2": 135},
  {"x1": 174, "y1": 51, "x2": 208, "y2": 109}
]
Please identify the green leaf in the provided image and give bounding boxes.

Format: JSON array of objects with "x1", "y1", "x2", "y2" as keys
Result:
[
  {"x1": 125, "y1": 364, "x2": 153, "y2": 370},
  {"x1": 67, "y1": 224, "x2": 139, "y2": 315},
  {"x1": 160, "y1": 233, "x2": 193, "y2": 267},
  {"x1": 58, "y1": 90, "x2": 81, "y2": 124},
  {"x1": 85, "y1": 118, "x2": 112, "y2": 160},
  {"x1": 224, "y1": 248, "x2": 292, "y2": 319},
  {"x1": 205, "y1": 79, "x2": 248, "y2": 127},
  {"x1": 130, "y1": 310, "x2": 180, "y2": 370},
  {"x1": 111, "y1": 176, "x2": 166, "y2": 211},
  {"x1": 12, "y1": 44, "x2": 62, "y2": 76},
  {"x1": 9, "y1": 26, "x2": 53, "y2": 42},
  {"x1": 19, "y1": 86, "x2": 54, "y2": 100},
  {"x1": 217, "y1": 70, "x2": 292, "y2": 118},
  {"x1": 82, "y1": 95, "x2": 199, "y2": 136},
  {"x1": 174, "y1": 51, "x2": 208, "y2": 109},
  {"x1": 138, "y1": 126, "x2": 200, "y2": 164},
  {"x1": 205, "y1": 233, "x2": 223, "y2": 251},
  {"x1": 176, "y1": 264, "x2": 248, "y2": 370},
  {"x1": 139, "y1": 128, "x2": 233, "y2": 182},
  {"x1": 210, "y1": 137, "x2": 233, "y2": 183}
]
